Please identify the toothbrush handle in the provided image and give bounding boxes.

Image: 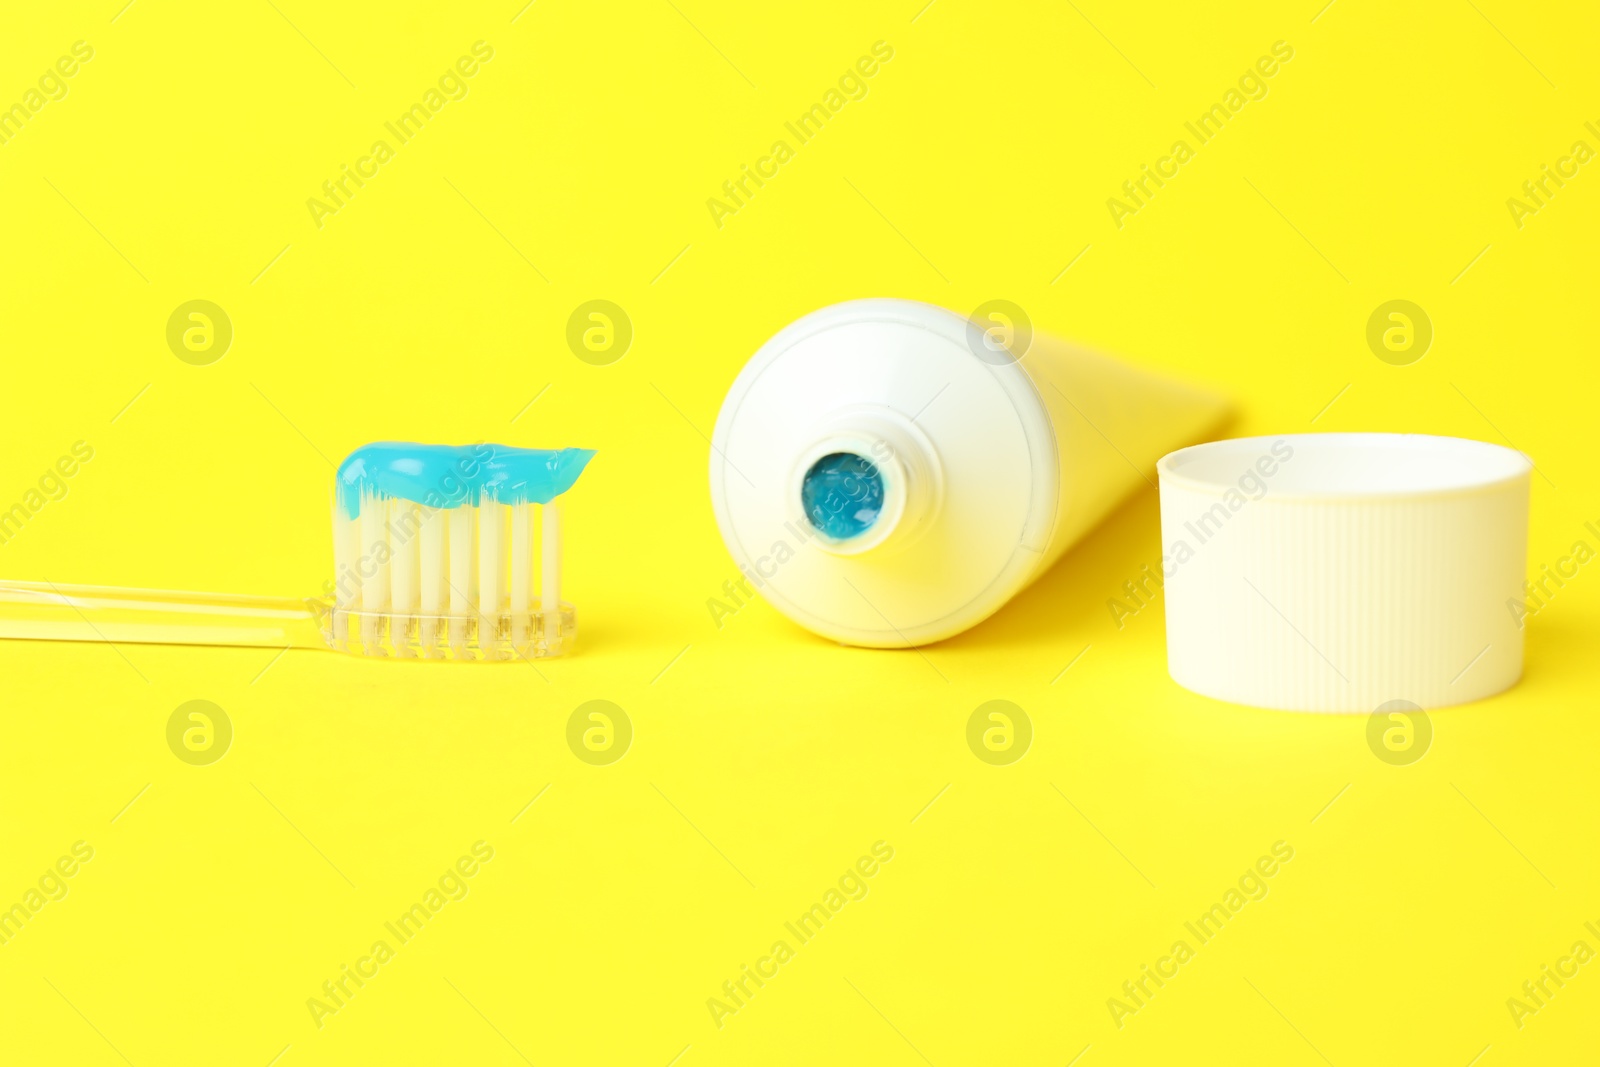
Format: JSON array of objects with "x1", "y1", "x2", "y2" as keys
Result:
[{"x1": 0, "y1": 581, "x2": 327, "y2": 650}]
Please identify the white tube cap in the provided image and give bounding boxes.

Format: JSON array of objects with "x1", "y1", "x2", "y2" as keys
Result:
[{"x1": 1158, "y1": 433, "x2": 1532, "y2": 712}]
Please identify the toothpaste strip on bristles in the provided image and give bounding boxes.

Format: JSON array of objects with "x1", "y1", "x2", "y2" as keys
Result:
[{"x1": 330, "y1": 443, "x2": 594, "y2": 658}]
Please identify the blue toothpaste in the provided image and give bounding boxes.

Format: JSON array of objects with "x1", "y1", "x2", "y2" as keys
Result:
[{"x1": 336, "y1": 442, "x2": 595, "y2": 519}]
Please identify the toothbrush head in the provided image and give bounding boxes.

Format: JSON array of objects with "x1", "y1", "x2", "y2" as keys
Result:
[{"x1": 317, "y1": 442, "x2": 595, "y2": 660}]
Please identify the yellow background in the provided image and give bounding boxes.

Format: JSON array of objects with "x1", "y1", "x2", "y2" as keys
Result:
[{"x1": 1, "y1": 0, "x2": 1596, "y2": 1063}]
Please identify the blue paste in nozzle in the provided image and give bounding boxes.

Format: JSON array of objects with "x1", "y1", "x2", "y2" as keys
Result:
[
  {"x1": 801, "y1": 452, "x2": 885, "y2": 541},
  {"x1": 336, "y1": 442, "x2": 595, "y2": 519}
]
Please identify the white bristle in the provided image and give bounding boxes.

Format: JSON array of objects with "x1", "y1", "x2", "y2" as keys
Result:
[
  {"x1": 332, "y1": 508, "x2": 359, "y2": 647},
  {"x1": 360, "y1": 494, "x2": 389, "y2": 649},
  {"x1": 391, "y1": 504, "x2": 421, "y2": 607},
  {"x1": 478, "y1": 500, "x2": 504, "y2": 655},
  {"x1": 511, "y1": 503, "x2": 532, "y2": 650},
  {"x1": 542, "y1": 502, "x2": 561, "y2": 645},
  {"x1": 478, "y1": 501, "x2": 503, "y2": 615},
  {"x1": 328, "y1": 491, "x2": 569, "y2": 659},
  {"x1": 391, "y1": 501, "x2": 420, "y2": 654},
  {"x1": 419, "y1": 506, "x2": 445, "y2": 655},
  {"x1": 449, "y1": 507, "x2": 473, "y2": 651}
]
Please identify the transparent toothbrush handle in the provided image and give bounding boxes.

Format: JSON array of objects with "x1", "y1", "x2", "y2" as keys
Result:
[{"x1": 0, "y1": 581, "x2": 328, "y2": 649}]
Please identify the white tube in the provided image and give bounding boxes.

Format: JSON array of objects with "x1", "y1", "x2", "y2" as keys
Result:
[{"x1": 709, "y1": 299, "x2": 1230, "y2": 647}]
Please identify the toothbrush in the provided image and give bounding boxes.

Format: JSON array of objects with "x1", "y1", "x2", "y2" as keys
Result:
[{"x1": 0, "y1": 442, "x2": 595, "y2": 660}]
